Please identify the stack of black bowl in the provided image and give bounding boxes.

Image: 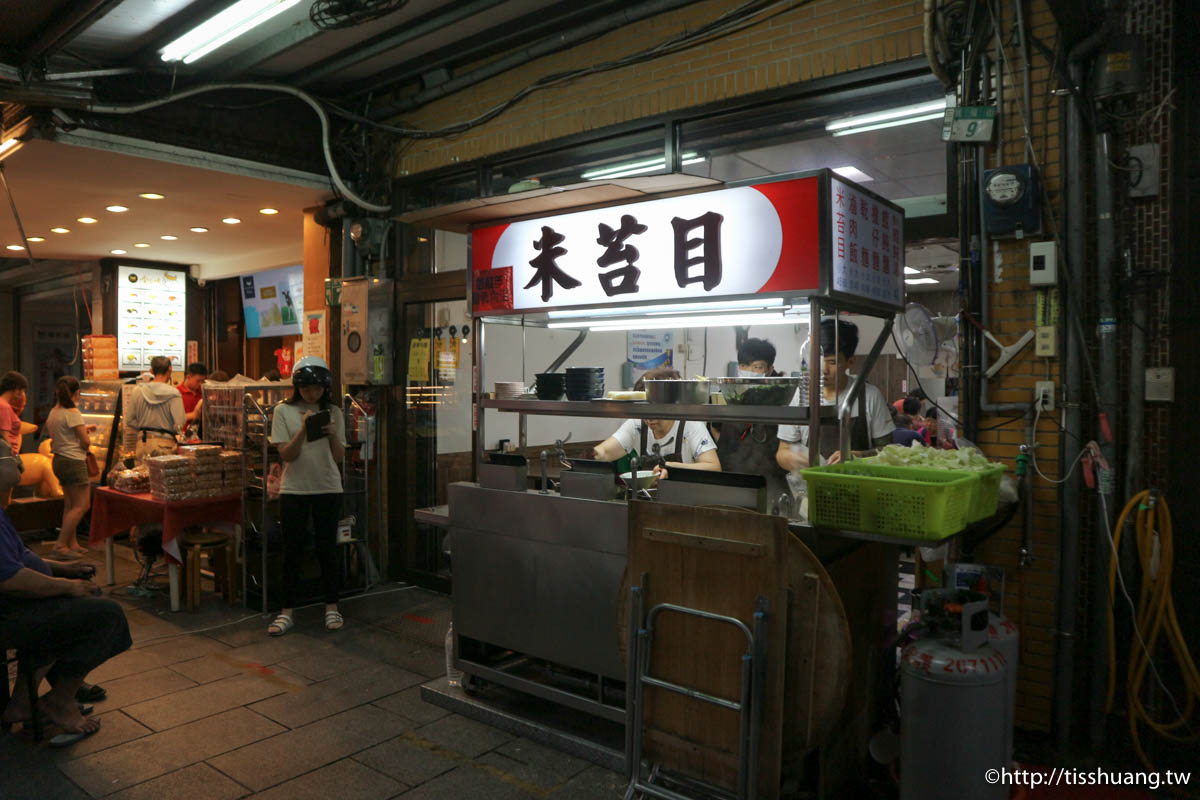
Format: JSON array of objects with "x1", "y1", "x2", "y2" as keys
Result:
[
  {"x1": 565, "y1": 367, "x2": 605, "y2": 400},
  {"x1": 535, "y1": 372, "x2": 566, "y2": 400}
]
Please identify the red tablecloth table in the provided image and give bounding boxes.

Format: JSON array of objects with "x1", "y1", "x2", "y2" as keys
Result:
[{"x1": 89, "y1": 488, "x2": 242, "y2": 610}]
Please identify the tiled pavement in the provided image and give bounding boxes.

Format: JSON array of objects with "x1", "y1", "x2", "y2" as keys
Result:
[{"x1": 3, "y1": 539, "x2": 625, "y2": 799}]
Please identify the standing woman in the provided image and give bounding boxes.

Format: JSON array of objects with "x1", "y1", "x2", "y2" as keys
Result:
[
  {"x1": 46, "y1": 376, "x2": 96, "y2": 559},
  {"x1": 266, "y1": 356, "x2": 346, "y2": 635}
]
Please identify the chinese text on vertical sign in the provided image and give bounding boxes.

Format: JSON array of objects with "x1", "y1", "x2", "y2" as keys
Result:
[{"x1": 830, "y1": 177, "x2": 903, "y2": 306}]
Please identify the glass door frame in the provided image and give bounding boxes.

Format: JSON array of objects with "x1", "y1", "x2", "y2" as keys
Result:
[{"x1": 386, "y1": 270, "x2": 467, "y2": 592}]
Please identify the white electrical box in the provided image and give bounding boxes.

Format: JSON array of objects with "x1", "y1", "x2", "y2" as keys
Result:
[
  {"x1": 1029, "y1": 241, "x2": 1057, "y2": 286},
  {"x1": 1145, "y1": 367, "x2": 1174, "y2": 402}
]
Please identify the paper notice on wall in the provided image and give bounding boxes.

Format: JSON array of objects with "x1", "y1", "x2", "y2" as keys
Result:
[
  {"x1": 408, "y1": 338, "x2": 431, "y2": 382},
  {"x1": 627, "y1": 330, "x2": 673, "y2": 383},
  {"x1": 303, "y1": 311, "x2": 326, "y2": 361}
]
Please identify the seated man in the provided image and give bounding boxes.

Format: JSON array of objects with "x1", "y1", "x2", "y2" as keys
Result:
[{"x1": 0, "y1": 461, "x2": 131, "y2": 740}]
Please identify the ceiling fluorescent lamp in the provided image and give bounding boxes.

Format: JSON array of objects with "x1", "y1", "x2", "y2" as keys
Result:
[
  {"x1": 826, "y1": 100, "x2": 947, "y2": 132},
  {"x1": 583, "y1": 311, "x2": 798, "y2": 332},
  {"x1": 831, "y1": 111, "x2": 945, "y2": 138},
  {"x1": 581, "y1": 153, "x2": 704, "y2": 181},
  {"x1": 905, "y1": 277, "x2": 939, "y2": 285},
  {"x1": 831, "y1": 165, "x2": 873, "y2": 182},
  {"x1": 546, "y1": 297, "x2": 785, "y2": 320},
  {"x1": 0, "y1": 138, "x2": 22, "y2": 160},
  {"x1": 160, "y1": 0, "x2": 301, "y2": 64},
  {"x1": 904, "y1": 266, "x2": 920, "y2": 275}
]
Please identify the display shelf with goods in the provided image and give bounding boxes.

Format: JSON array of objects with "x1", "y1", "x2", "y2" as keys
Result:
[{"x1": 78, "y1": 380, "x2": 126, "y2": 482}]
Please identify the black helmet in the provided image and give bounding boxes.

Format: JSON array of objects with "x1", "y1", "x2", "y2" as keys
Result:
[{"x1": 292, "y1": 356, "x2": 332, "y2": 388}]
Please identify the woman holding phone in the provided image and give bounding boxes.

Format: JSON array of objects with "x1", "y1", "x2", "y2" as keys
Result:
[
  {"x1": 46, "y1": 376, "x2": 98, "y2": 559},
  {"x1": 266, "y1": 356, "x2": 346, "y2": 636}
]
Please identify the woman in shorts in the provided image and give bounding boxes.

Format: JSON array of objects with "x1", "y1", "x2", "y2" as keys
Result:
[{"x1": 46, "y1": 376, "x2": 95, "y2": 559}]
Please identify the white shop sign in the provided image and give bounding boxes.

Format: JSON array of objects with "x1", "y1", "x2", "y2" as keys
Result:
[{"x1": 829, "y1": 177, "x2": 905, "y2": 308}]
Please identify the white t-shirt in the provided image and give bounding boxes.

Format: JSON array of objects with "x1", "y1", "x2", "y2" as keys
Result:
[
  {"x1": 610, "y1": 419, "x2": 716, "y2": 464},
  {"x1": 777, "y1": 381, "x2": 895, "y2": 445},
  {"x1": 269, "y1": 402, "x2": 346, "y2": 495},
  {"x1": 46, "y1": 406, "x2": 87, "y2": 461}
]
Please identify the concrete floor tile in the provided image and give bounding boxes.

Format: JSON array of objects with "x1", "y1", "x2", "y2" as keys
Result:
[
  {"x1": 136, "y1": 635, "x2": 232, "y2": 666},
  {"x1": 93, "y1": 667, "x2": 198, "y2": 711},
  {"x1": 336, "y1": 630, "x2": 446, "y2": 679},
  {"x1": 168, "y1": 653, "x2": 246, "y2": 684},
  {"x1": 495, "y1": 737, "x2": 591, "y2": 784},
  {"x1": 207, "y1": 705, "x2": 409, "y2": 792},
  {"x1": 124, "y1": 669, "x2": 308, "y2": 731},
  {"x1": 275, "y1": 649, "x2": 374, "y2": 682},
  {"x1": 395, "y1": 764, "x2": 536, "y2": 800},
  {"x1": 223, "y1": 633, "x2": 332, "y2": 668},
  {"x1": 413, "y1": 713, "x2": 515, "y2": 759},
  {"x1": 244, "y1": 758, "x2": 406, "y2": 800},
  {"x1": 545, "y1": 764, "x2": 628, "y2": 800},
  {"x1": 104, "y1": 763, "x2": 249, "y2": 800},
  {"x1": 249, "y1": 664, "x2": 424, "y2": 729},
  {"x1": 372, "y1": 686, "x2": 452, "y2": 725},
  {"x1": 86, "y1": 650, "x2": 173, "y2": 684},
  {"x1": 60, "y1": 707, "x2": 285, "y2": 797},
  {"x1": 50, "y1": 711, "x2": 152, "y2": 762},
  {"x1": 353, "y1": 734, "x2": 457, "y2": 787}
]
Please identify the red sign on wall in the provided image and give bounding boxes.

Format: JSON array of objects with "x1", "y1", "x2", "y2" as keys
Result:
[{"x1": 472, "y1": 266, "x2": 513, "y2": 312}]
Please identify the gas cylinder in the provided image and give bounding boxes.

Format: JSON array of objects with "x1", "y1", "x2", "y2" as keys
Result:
[
  {"x1": 899, "y1": 591, "x2": 1009, "y2": 800},
  {"x1": 987, "y1": 612, "x2": 1019, "y2": 765}
]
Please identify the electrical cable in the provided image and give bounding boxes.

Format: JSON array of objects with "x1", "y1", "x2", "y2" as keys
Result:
[
  {"x1": 0, "y1": 163, "x2": 35, "y2": 267},
  {"x1": 77, "y1": 83, "x2": 390, "y2": 212},
  {"x1": 1029, "y1": 406, "x2": 1085, "y2": 484},
  {"x1": 1103, "y1": 490, "x2": 1200, "y2": 770}
]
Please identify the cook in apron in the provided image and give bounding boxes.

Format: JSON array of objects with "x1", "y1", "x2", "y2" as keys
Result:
[
  {"x1": 817, "y1": 392, "x2": 870, "y2": 462},
  {"x1": 637, "y1": 420, "x2": 687, "y2": 469}
]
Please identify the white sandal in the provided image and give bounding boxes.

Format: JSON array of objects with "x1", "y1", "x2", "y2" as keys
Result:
[
  {"x1": 268, "y1": 614, "x2": 294, "y2": 636},
  {"x1": 324, "y1": 609, "x2": 344, "y2": 631}
]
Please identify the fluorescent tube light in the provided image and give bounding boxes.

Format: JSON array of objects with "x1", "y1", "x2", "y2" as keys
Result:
[
  {"x1": 904, "y1": 266, "x2": 920, "y2": 275},
  {"x1": 830, "y1": 112, "x2": 940, "y2": 138},
  {"x1": 160, "y1": 0, "x2": 301, "y2": 64},
  {"x1": 831, "y1": 166, "x2": 874, "y2": 183},
  {"x1": 826, "y1": 100, "x2": 947, "y2": 132},
  {"x1": 583, "y1": 311, "x2": 797, "y2": 332},
  {"x1": 0, "y1": 138, "x2": 21, "y2": 160},
  {"x1": 582, "y1": 153, "x2": 704, "y2": 180},
  {"x1": 905, "y1": 278, "x2": 939, "y2": 285},
  {"x1": 546, "y1": 297, "x2": 786, "y2": 320}
]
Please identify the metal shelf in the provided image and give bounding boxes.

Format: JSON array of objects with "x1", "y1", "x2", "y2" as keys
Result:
[{"x1": 479, "y1": 398, "x2": 835, "y2": 425}]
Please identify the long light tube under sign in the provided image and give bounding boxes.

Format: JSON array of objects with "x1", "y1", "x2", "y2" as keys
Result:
[
  {"x1": 546, "y1": 307, "x2": 807, "y2": 332},
  {"x1": 546, "y1": 297, "x2": 786, "y2": 320},
  {"x1": 160, "y1": 0, "x2": 300, "y2": 64}
]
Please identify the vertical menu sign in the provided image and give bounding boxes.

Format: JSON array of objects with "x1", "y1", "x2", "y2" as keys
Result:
[
  {"x1": 829, "y1": 176, "x2": 904, "y2": 309},
  {"x1": 117, "y1": 266, "x2": 187, "y2": 371}
]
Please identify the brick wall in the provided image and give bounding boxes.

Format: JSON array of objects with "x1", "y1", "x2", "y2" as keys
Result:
[{"x1": 390, "y1": 0, "x2": 925, "y2": 175}]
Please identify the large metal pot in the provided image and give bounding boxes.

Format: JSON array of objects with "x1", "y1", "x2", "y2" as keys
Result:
[{"x1": 642, "y1": 378, "x2": 712, "y2": 404}]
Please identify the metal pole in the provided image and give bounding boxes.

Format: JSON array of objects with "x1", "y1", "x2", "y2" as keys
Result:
[{"x1": 808, "y1": 302, "x2": 822, "y2": 470}]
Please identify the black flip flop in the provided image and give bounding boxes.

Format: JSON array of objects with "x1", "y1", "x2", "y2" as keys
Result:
[
  {"x1": 78, "y1": 704, "x2": 93, "y2": 716},
  {"x1": 48, "y1": 719, "x2": 101, "y2": 748},
  {"x1": 75, "y1": 684, "x2": 106, "y2": 703}
]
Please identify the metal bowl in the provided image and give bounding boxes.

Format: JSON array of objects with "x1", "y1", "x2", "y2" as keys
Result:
[
  {"x1": 619, "y1": 470, "x2": 659, "y2": 490},
  {"x1": 642, "y1": 378, "x2": 713, "y2": 404},
  {"x1": 712, "y1": 376, "x2": 804, "y2": 406}
]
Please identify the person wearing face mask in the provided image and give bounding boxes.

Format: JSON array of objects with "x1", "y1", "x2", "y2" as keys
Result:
[
  {"x1": 710, "y1": 338, "x2": 788, "y2": 506},
  {"x1": 776, "y1": 318, "x2": 895, "y2": 471},
  {"x1": 591, "y1": 367, "x2": 720, "y2": 479}
]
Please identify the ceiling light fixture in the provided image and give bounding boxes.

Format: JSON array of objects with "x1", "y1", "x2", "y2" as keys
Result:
[
  {"x1": 6, "y1": 245, "x2": 24, "y2": 251},
  {"x1": 826, "y1": 99, "x2": 947, "y2": 136},
  {"x1": 110, "y1": 249, "x2": 127, "y2": 255},
  {"x1": 904, "y1": 266, "x2": 920, "y2": 275},
  {"x1": 831, "y1": 166, "x2": 874, "y2": 183},
  {"x1": 77, "y1": 217, "x2": 97, "y2": 224},
  {"x1": 106, "y1": 205, "x2": 129, "y2": 213},
  {"x1": 222, "y1": 217, "x2": 241, "y2": 225},
  {"x1": 160, "y1": 0, "x2": 302, "y2": 64},
  {"x1": 138, "y1": 193, "x2": 165, "y2": 200},
  {"x1": 258, "y1": 207, "x2": 279, "y2": 215},
  {"x1": 582, "y1": 152, "x2": 705, "y2": 181},
  {"x1": 134, "y1": 243, "x2": 150, "y2": 248},
  {"x1": 160, "y1": 235, "x2": 178, "y2": 241},
  {"x1": 190, "y1": 227, "x2": 209, "y2": 233},
  {"x1": 905, "y1": 277, "x2": 940, "y2": 285},
  {"x1": 0, "y1": 138, "x2": 22, "y2": 161},
  {"x1": 51, "y1": 227, "x2": 69, "y2": 234},
  {"x1": 27, "y1": 237, "x2": 44, "y2": 242}
]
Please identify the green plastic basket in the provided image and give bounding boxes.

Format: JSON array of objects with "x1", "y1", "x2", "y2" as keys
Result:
[
  {"x1": 801, "y1": 463, "x2": 976, "y2": 539},
  {"x1": 965, "y1": 463, "x2": 1008, "y2": 522}
]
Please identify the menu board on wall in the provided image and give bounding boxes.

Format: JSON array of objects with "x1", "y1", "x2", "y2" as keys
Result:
[
  {"x1": 241, "y1": 265, "x2": 303, "y2": 338},
  {"x1": 117, "y1": 266, "x2": 187, "y2": 372}
]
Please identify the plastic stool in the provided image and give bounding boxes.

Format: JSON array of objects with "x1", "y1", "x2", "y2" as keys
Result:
[{"x1": 181, "y1": 528, "x2": 235, "y2": 612}]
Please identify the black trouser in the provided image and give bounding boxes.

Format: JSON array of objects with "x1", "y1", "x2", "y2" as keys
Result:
[
  {"x1": 1, "y1": 596, "x2": 132, "y2": 682},
  {"x1": 280, "y1": 492, "x2": 342, "y2": 608}
]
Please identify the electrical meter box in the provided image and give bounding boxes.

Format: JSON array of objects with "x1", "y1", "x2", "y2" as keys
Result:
[
  {"x1": 341, "y1": 277, "x2": 394, "y2": 385},
  {"x1": 983, "y1": 164, "x2": 1042, "y2": 239}
]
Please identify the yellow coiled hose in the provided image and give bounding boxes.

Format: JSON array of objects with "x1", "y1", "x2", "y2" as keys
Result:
[{"x1": 1105, "y1": 491, "x2": 1200, "y2": 769}]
